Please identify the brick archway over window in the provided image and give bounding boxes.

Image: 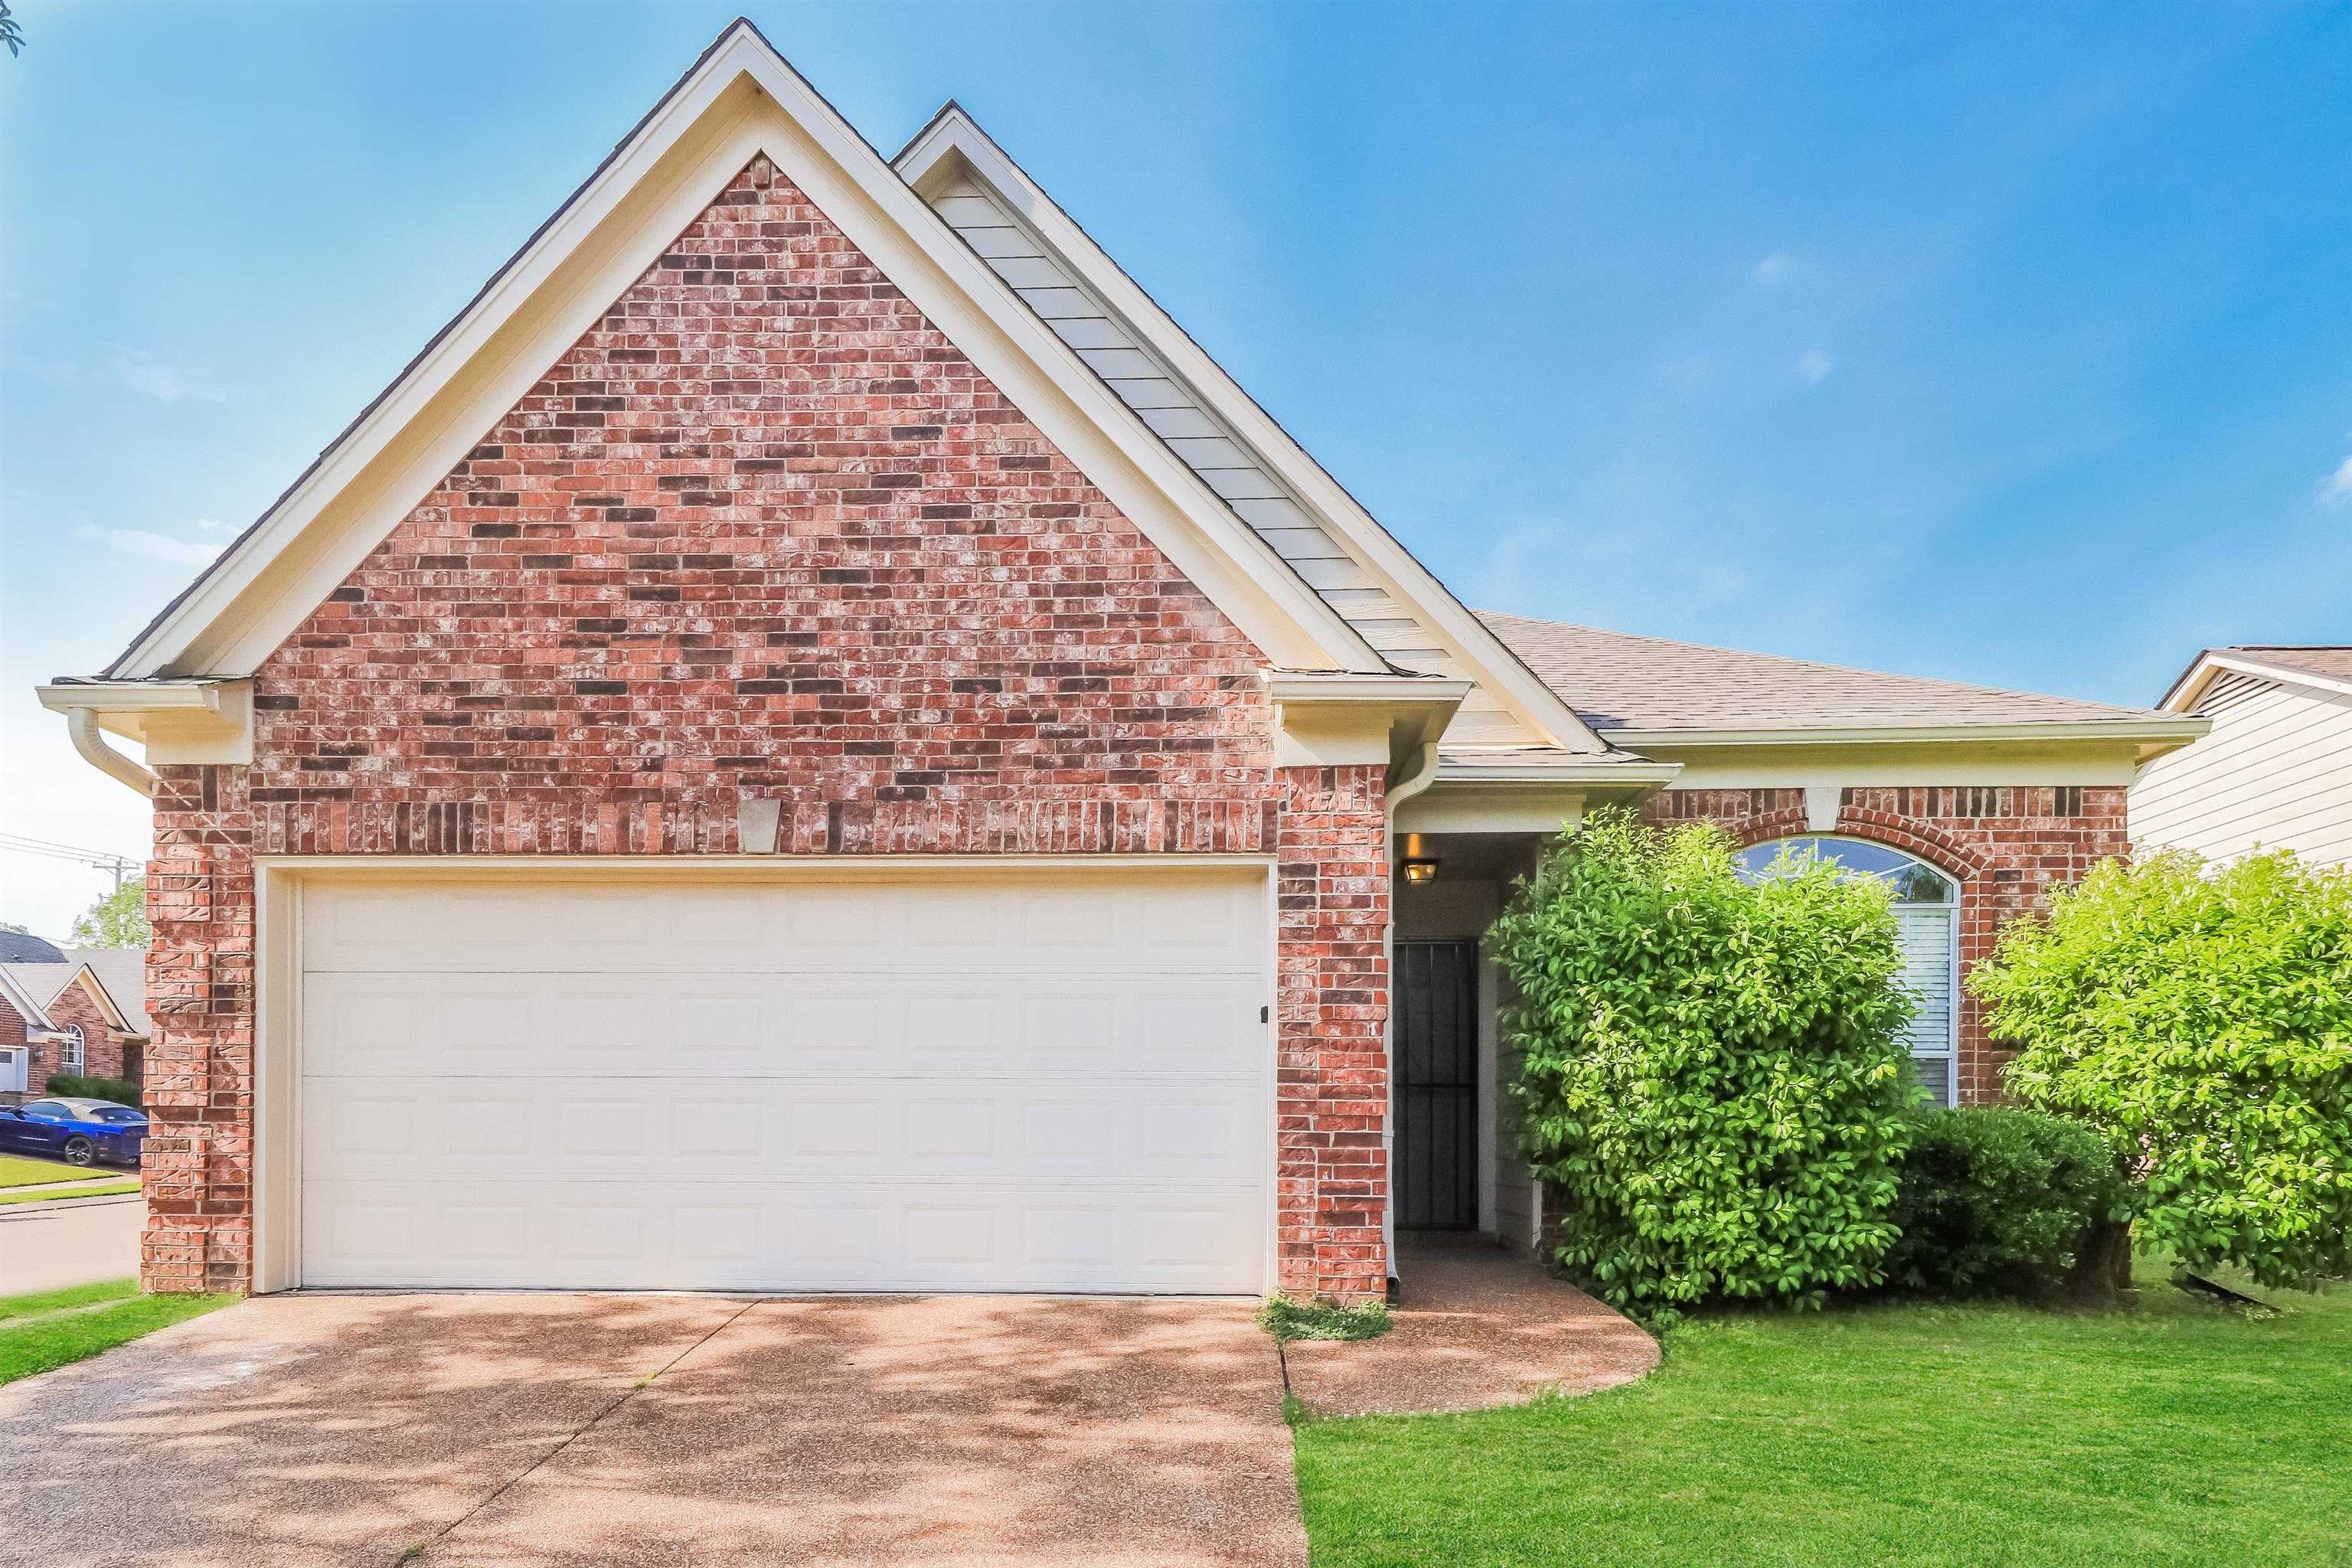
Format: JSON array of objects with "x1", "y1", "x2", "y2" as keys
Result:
[{"x1": 1645, "y1": 785, "x2": 2130, "y2": 1102}]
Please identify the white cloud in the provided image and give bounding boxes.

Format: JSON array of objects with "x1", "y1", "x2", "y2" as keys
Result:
[
  {"x1": 1752, "y1": 253, "x2": 1796, "y2": 286},
  {"x1": 194, "y1": 517, "x2": 234, "y2": 533},
  {"x1": 72, "y1": 524, "x2": 225, "y2": 564},
  {"x1": 1795, "y1": 347, "x2": 1833, "y2": 385},
  {"x1": 2321, "y1": 455, "x2": 2352, "y2": 505},
  {"x1": 107, "y1": 348, "x2": 224, "y2": 403}
]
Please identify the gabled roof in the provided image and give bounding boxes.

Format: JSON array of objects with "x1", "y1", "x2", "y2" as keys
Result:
[
  {"x1": 1481, "y1": 611, "x2": 2204, "y2": 748},
  {"x1": 64, "y1": 949, "x2": 152, "y2": 1037},
  {"x1": 892, "y1": 104, "x2": 1608, "y2": 756},
  {"x1": 2161, "y1": 646, "x2": 2352, "y2": 710},
  {"x1": 97, "y1": 18, "x2": 1388, "y2": 684},
  {"x1": 0, "y1": 954, "x2": 148, "y2": 1037}
]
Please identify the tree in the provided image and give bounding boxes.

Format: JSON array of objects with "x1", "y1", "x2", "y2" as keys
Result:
[
  {"x1": 1972, "y1": 848, "x2": 2352, "y2": 1292},
  {"x1": 1488, "y1": 810, "x2": 1919, "y2": 1323},
  {"x1": 68, "y1": 880, "x2": 151, "y2": 949},
  {"x1": 0, "y1": 921, "x2": 25, "y2": 936}
]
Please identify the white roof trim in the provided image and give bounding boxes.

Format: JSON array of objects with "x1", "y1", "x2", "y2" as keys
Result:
[
  {"x1": 0, "y1": 967, "x2": 57, "y2": 1034},
  {"x1": 102, "y1": 21, "x2": 1382, "y2": 681},
  {"x1": 894, "y1": 106, "x2": 1609, "y2": 755},
  {"x1": 2161, "y1": 650, "x2": 2352, "y2": 711},
  {"x1": 1608, "y1": 720, "x2": 2209, "y2": 749},
  {"x1": 1433, "y1": 760, "x2": 1681, "y2": 786}
]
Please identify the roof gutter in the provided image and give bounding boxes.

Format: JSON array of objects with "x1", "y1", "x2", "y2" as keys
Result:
[
  {"x1": 59, "y1": 707, "x2": 159, "y2": 799},
  {"x1": 1603, "y1": 718, "x2": 2210, "y2": 750},
  {"x1": 38, "y1": 677, "x2": 257, "y2": 796}
]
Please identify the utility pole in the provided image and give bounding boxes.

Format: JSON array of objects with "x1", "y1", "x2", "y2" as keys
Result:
[{"x1": 0, "y1": 832, "x2": 140, "y2": 894}]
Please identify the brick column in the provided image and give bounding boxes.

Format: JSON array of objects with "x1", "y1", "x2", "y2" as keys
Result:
[
  {"x1": 144, "y1": 764, "x2": 257, "y2": 1295},
  {"x1": 1274, "y1": 763, "x2": 1390, "y2": 1302}
]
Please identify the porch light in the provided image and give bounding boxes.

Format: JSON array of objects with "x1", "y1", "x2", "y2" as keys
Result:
[{"x1": 1401, "y1": 858, "x2": 1440, "y2": 886}]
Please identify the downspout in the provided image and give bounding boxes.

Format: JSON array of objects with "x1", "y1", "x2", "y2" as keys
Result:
[
  {"x1": 1380, "y1": 740, "x2": 1442, "y2": 1301},
  {"x1": 63, "y1": 709, "x2": 158, "y2": 798}
]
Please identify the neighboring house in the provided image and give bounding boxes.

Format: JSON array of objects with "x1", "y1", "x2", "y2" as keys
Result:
[
  {"x1": 2132, "y1": 646, "x2": 2352, "y2": 869},
  {"x1": 0, "y1": 934, "x2": 152, "y2": 1099},
  {"x1": 34, "y1": 23, "x2": 2204, "y2": 1301}
]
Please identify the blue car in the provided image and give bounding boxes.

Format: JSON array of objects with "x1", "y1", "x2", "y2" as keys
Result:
[{"x1": 0, "y1": 1097, "x2": 147, "y2": 1169}]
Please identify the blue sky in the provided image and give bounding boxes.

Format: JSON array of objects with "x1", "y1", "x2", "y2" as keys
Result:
[{"x1": 3, "y1": 2, "x2": 2348, "y2": 933}]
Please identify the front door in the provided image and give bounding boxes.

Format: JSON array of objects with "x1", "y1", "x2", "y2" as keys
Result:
[{"x1": 1394, "y1": 940, "x2": 1478, "y2": 1231}]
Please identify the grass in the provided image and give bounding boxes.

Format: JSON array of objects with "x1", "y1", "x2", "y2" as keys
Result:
[
  {"x1": 1260, "y1": 1295, "x2": 1393, "y2": 1343},
  {"x1": 0, "y1": 1153, "x2": 102, "y2": 1189},
  {"x1": 0, "y1": 1181, "x2": 141, "y2": 1207},
  {"x1": 0, "y1": 1281, "x2": 235, "y2": 1387},
  {"x1": 0, "y1": 1278, "x2": 139, "y2": 1324},
  {"x1": 1292, "y1": 1263, "x2": 2352, "y2": 1567}
]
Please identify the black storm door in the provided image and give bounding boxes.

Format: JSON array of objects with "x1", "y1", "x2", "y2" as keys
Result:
[{"x1": 1395, "y1": 939, "x2": 1478, "y2": 1231}]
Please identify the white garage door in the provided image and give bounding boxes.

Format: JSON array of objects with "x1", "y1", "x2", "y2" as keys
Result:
[{"x1": 297, "y1": 868, "x2": 1272, "y2": 1293}]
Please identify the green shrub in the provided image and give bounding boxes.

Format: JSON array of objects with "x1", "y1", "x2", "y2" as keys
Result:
[
  {"x1": 1884, "y1": 1107, "x2": 2122, "y2": 1297},
  {"x1": 42, "y1": 1074, "x2": 142, "y2": 1108},
  {"x1": 1488, "y1": 810, "x2": 1919, "y2": 1324},
  {"x1": 1972, "y1": 848, "x2": 2352, "y2": 1292},
  {"x1": 1258, "y1": 1295, "x2": 1392, "y2": 1342}
]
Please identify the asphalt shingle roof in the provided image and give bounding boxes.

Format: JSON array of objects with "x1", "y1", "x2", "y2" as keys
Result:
[
  {"x1": 1477, "y1": 611, "x2": 2173, "y2": 735},
  {"x1": 2219, "y1": 646, "x2": 2352, "y2": 685},
  {"x1": 0, "y1": 949, "x2": 152, "y2": 1036}
]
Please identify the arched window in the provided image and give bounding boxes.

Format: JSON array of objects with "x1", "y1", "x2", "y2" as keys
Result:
[
  {"x1": 60, "y1": 1024, "x2": 86, "y2": 1076},
  {"x1": 1733, "y1": 836, "x2": 1959, "y2": 1106}
]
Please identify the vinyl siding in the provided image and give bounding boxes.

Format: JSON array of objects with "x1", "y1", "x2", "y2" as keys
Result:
[
  {"x1": 2132, "y1": 672, "x2": 2352, "y2": 867},
  {"x1": 929, "y1": 176, "x2": 1542, "y2": 749}
]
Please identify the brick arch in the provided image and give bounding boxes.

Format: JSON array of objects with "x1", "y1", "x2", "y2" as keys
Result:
[
  {"x1": 1825, "y1": 808, "x2": 1989, "y2": 881},
  {"x1": 1718, "y1": 802, "x2": 1987, "y2": 882}
]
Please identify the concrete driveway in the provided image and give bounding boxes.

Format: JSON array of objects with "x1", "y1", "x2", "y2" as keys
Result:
[{"x1": 0, "y1": 1292, "x2": 1305, "y2": 1568}]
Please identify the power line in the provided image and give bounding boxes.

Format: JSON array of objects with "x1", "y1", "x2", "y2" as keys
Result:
[{"x1": 0, "y1": 833, "x2": 140, "y2": 893}]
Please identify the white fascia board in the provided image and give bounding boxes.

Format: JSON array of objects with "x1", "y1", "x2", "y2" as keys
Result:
[
  {"x1": 0, "y1": 969, "x2": 54, "y2": 1034},
  {"x1": 1269, "y1": 675, "x2": 1471, "y2": 770},
  {"x1": 1433, "y1": 760, "x2": 1681, "y2": 787},
  {"x1": 1609, "y1": 720, "x2": 2210, "y2": 750},
  {"x1": 894, "y1": 109, "x2": 1609, "y2": 754},
  {"x1": 103, "y1": 23, "x2": 1379, "y2": 681},
  {"x1": 2162, "y1": 652, "x2": 2352, "y2": 710},
  {"x1": 38, "y1": 678, "x2": 253, "y2": 763},
  {"x1": 1264, "y1": 674, "x2": 1472, "y2": 706}
]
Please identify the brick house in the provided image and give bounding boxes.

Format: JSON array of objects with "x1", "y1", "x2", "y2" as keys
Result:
[
  {"x1": 37, "y1": 23, "x2": 2203, "y2": 1298},
  {"x1": 0, "y1": 936, "x2": 151, "y2": 1099}
]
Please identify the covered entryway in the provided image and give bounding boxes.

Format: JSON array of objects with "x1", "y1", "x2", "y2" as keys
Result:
[{"x1": 289, "y1": 864, "x2": 1272, "y2": 1294}]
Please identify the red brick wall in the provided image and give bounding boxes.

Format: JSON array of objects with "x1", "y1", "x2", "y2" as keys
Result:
[
  {"x1": 31, "y1": 978, "x2": 126, "y2": 1091},
  {"x1": 141, "y1": 155, "x2": 1391, "y2": 1298},
  {"x1": 1645, "y1": 785, "x2": 2130, "y2": 1102},
  {"x1": 1276, "y1": 765, "x2": 1389, "y2": 1300}
]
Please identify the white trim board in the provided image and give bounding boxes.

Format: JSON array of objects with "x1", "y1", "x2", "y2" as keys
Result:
[{"x1": 2161, "y1": 650, "x2": 2352, "y2": 712}]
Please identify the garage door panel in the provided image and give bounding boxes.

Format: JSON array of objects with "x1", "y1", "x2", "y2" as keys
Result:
[
  {"x1": 302, "y1": 1176, "x2": 1265, "y2": 1292},
  {"x1": 305, "y1": 975, "x2": 1263, "y2": 1083},
  {"x1": 306, "y1": 1075, "x2": 1262, "y2": 1184},
  {"x1": 298, "y1": 871, "x2": 1271, "y2": 1292}
]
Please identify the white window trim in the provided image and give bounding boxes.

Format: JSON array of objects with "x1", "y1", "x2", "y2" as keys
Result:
[{"x1": 60, "y1": 1024, "x2": 86, "y2": 1076}]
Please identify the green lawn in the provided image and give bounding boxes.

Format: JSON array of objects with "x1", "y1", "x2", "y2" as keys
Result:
[
  {"x1": 0, "y1": 1153, "x2": 100, "y2": 1188},
  {"x1": 1294, "y1": 1266, "x2": 2352, "y2": 1568},
  {"x1": 0, "y1": 1181, "x2": 141, "y2": 1207},
  {"x1": 0, "y1": 1280, "x2": 234, "y2": 1387}
]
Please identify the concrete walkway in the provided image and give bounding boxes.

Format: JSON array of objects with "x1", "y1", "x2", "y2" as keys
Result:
[
  {"x1": 0, "y1": 1192, "x2": 142, "y2": 1295},
  {"x1": 0, "y1": 1291, "x2": 1305, "y2": 1568},
  {"x1": 1281, "y1": 1238, "x2": 1660, "y2": 1417}
]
